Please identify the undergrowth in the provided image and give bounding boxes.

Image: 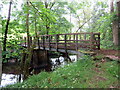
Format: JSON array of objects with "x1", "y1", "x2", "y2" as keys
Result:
[{"x1": 5, "y1": 55, "x2": 119, "y2": 88}]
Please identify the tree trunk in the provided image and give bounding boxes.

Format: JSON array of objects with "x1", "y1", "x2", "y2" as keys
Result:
[
  {"x1": 2, "y1": 0, "x2": 12, "y2": 62},
  {"x1": 24, "y1": 1, "x2": 31, "y2": 79},
  {"x1": 45, "y1": 1, "x2": 49, "y2": 35},
  {"x1": 34, "y1": 16, "x2": 38, "y2": 38},
  {"x1": 0, "y1": 41, "x2": 2, "y2": 85},
  {"x1": 44, "y1": 1, "x2": 55, "y2": 35},
  {"x1": 117, "y1": 1, "x2": 120, "y2": 46},
  {"x1": 111, "y1": 0, "x2": 119, "y2": 46},
  {"x1": 26, "y1": 1, "x2": 30, "y2": 49}
]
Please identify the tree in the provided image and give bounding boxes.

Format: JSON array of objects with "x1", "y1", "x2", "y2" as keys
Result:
[
  {"x1": 0, "y1": 40, "x2": 2, "y2": 85},
  {"x1": 2, "y1": 0, "x2": 12, "y2": 62},
  {"x1": 117, "y1": 1, "x2": 120, "y2": 46},
  {"x1": 110, "y1": 0, "x2": 120, "y2": 46}
]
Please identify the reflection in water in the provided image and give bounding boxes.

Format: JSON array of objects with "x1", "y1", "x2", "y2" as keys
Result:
[
  {"x1": 0, "y1": 74, "x2": 23, "y2": 87},
  {"x1": 51, "y1": 55, "x2": 77, "y2": 70}
]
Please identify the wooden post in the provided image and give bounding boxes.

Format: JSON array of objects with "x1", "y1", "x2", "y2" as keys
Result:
[
  {"x1": 56, "y1": 34, "x2": 59, "y2": 51},
  {"x1": 38, "y1": 37, "x2": 40, "y2": 49},
  {"x1": 39, "y1": 36, "x2": 42, "y2": 47},
  {"x1": 84, "y1": 34, "x2": 86, "y2": 40},
  {"x1": 90, "y1": 32, "x2": 94, "y2": 50},
  {"x1": 33, "y1": 37, "x2": 36, "y2": 46},
  {"x1": 43, "y1": 36, "x2": 45, "y2": 50},
  {"x1": 76, "y1": 34, "x2": 79, "y2": 59},
  {"x1": 64, "y1": 35, "x2": 67, "y2": 53},
  {"x1": 48, "y1": 35, "x2": 51, "y2": 50},
  {"x1": 69, "y1": 35, "x2": 71, "y2": 41},
  {"x1": 74, "y1": 34, "x2": 76, "y2": 43},
  {"x1": 30, "y1": 37, "x2": 32, "y2": 46},
  {"x1": 79, "y1": 34, "x2": 81, "y2": 40},
  {"x1": 76, "y1": 34, "x2": 78, "y2": 50},
  {"x1": 97, "y1": 33, "x2": 100, "y2": 50}
]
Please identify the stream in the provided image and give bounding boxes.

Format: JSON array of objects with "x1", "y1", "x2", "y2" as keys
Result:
[{"x1": 0, "y1": 55, "x2": 77, "y2": 87}]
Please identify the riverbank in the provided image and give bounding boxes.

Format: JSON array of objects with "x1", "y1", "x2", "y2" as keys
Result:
[{"x1": 4, "y1": 55, "x2": 119, "y2": 88}]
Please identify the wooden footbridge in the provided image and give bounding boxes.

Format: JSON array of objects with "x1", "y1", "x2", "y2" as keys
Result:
[
  {"x1": 21, "y1": 32, "x2": 100, "y2": 54},
  {"x1": 20, "y1": 32, "x2": 100, "y2": 74}
]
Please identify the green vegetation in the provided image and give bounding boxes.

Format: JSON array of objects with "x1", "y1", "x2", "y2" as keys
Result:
[
  {"x1": 5, "y1": 55, "x2": 119, "y2": 88},
  {"x1": 1, "y1": 0, "x2": 120, "y2": 63},
  {"x1": 0, "y1": 0, "x2": 120, "y2": 88}
]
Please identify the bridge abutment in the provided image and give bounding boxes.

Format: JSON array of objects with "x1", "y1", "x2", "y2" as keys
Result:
[
  {"x1": 31, "y1": 49, "x2": 52, "y2": 74},
  {"x1": 21, "y1": 49, "x2": 52, "y2": 76}
]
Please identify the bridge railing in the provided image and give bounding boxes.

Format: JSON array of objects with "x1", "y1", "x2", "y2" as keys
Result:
[{"x1": 21, "y1": 32, "x2": 100, "y2": 51}]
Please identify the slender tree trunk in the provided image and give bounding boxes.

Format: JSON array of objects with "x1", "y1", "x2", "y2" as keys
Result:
[
  {"x1": 44, "y1": 1, "x2": 55, "y2": 35},
  {"x1": 26, "y1": 1, "x2": 30, "y2": 49},
  {"x1": 24, "y1": 1, "x2": 30, "y2": 79},
  {"x1": 3, "y1": 0, "x2": 12, "y2": 62},
  {"x1": 45, "y1": 1, "x2": 49, "y2": 35},
  {"x1": 34, "y1": 16, "x2": 37, "y2": 38},
  {"x1": 0, "y1": 41, "x2": 2, "y2": 85}
]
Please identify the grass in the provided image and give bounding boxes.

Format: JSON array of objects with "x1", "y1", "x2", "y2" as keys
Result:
[{"x1": 5, "y1": 55, "x2": 119, "y2": 88}]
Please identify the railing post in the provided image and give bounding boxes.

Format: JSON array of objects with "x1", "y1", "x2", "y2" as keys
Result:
[
  {"x1": 80, "y1": 34, "x2": 81, "y2": 40},
  {"x1": 97, "y1": 33, "x2": 100, "y2": 50},
  {"x1": 76, "y1": 34, "x2": 78, "y2": 51},
  {"x1": 37, "y1": 37, "x2": 40, "y2": 49},
  {"x1": 43, "y1": 36, "x2": 45, "y2": 50},
  {"x1": 84, "y1": 34, "x2": 86, "y2": 40},
  {"x1": 74, "y1": 34, "x2": 76, "y2": 43},
  {"x1": 90, "y1": 32, "x2": 94, "y2": 50},
  {"x1": 39, "y1": 36, "x2": 42, "y2": 47},
  {"x1": 33, "y1": 37, "x2": 36, "y2": 46},
  {"x1": 64, "y1": 34, "x2": 67, "y2": 53},
  {"x1": 56, "y1": 34, "x2": 59, "y2": 51},
  {"x1": 48, "y1": 35, "x2": 51, "y2": 50},
  {"x1": 30, "y1": 37, "x2": 32, "y2": 46}
]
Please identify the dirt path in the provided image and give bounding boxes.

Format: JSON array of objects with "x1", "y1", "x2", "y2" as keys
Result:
[
  {"x1": 95, "y1": 49, "x2": 120, "y2": 60},
  {"x1": 89, "y1": 49, "x2": 120, "y2": 88}
]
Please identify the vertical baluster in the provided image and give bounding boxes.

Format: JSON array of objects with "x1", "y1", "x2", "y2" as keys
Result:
[
  {"x1": 69, "y1": 35, "x2": 71, "y2": 42},
  {"x1": 38, "y1": 37, "x2": 40, "y2": 49},
  {"x1": 56, "y1": 34, "x2": 59, "y2": 51},
  {"x1": 98, "y1": 33, "x2": 100, "y2": 50},
  {"x1": 79, "y1": 34, "x2": 81, "y2": 40},
  {"x1": 74, "y1": 34, "x2": 76, "y2": 43},
  {"x1": 40, "y1": 36, "x2": 42, "y2": 47},
  {"x1": 90, "y1": 32, "x2": 94, "y2": 50},
  {"x1": 43, "y1": 36, "x2": 45, "y2": 50},
  {"x1": 76, "y1": 34, "x2": 78, "y2": 50},
  {"x1": 64, "y1": 34, "x2": 67, "y2": 53},
  {"x1": 84, "y1": 34, "x2": 86, "y2": 40},
  {"x1": 33, "y1": 37, "x2": 36, "y2": 46},
  {"x1": 48, "y1": 35, "x2": 51, "y2": 50},
  {"x1": 30, "y1": 37, "x2": 32, "y2": 46}
]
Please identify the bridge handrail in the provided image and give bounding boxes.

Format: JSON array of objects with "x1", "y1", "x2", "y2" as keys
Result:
[{"x1": 20, "y1": 32, "x2": 100, "y2": 51}]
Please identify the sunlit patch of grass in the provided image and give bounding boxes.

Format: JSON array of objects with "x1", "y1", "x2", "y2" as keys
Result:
[{"x1": 5, "y1": 55, "x2": 119, "y2": 88}]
